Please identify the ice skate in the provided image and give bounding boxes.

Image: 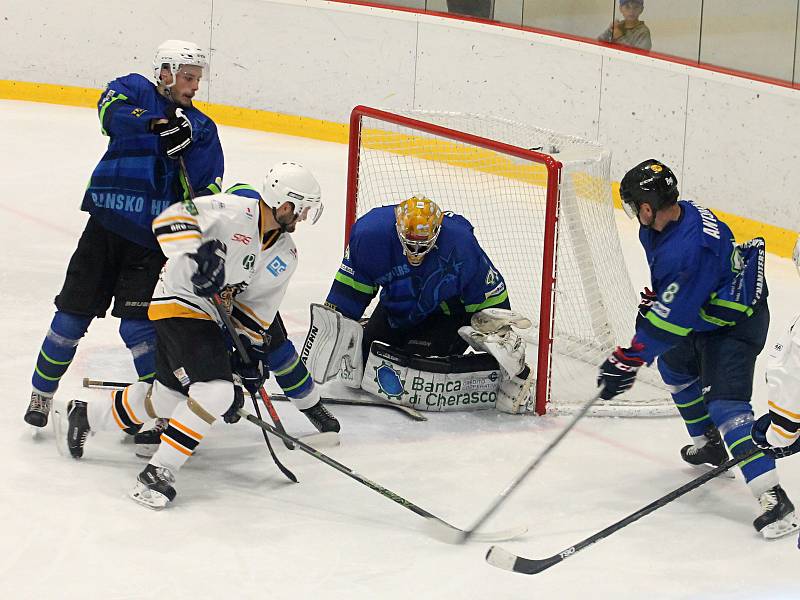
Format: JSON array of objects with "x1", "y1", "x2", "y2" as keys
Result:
[
  {"x1": 53, "y1": 400, "x2": 92, "y2": 458},
  {"x1": 130, "y1": 464, "x2": 177, "y2": 510},
  {"x1": 133, "y1": 418, "x2": 168, "y2": 459},
  {"x1": 301, "y1": 401, "x2": 340, "y2": 433},
  {"x1": 753, "y1": 485, "x2": 800, "y2": 539},
  {"x1": 24, "y1": 391, "x2": 52, "y2": 428},
  {"x1": 680, "y1": 427, "x2": 728, "y2": 468}
]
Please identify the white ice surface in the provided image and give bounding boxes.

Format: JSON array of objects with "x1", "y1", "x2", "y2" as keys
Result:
[{"x1": 1, "y1": 100, "x2": 799, "y2": 599}]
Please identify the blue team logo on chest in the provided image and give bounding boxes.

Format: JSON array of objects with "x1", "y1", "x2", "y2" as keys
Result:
[{"x1": 267, "y1": 256, "x2": 288, "y2": 276}]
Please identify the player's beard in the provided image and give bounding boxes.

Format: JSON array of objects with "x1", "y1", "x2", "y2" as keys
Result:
[{"x1": 277, "y1": 213, "x2": 299, "y2": 233}]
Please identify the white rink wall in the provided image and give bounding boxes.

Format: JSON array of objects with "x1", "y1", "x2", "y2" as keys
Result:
[{"x1": 2, "y1": 0, "x2": 799, "y2": 231}]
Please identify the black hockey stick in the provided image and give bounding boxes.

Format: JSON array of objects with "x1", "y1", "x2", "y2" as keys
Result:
[
  {"x1": 239, "y1": 408, "x2": 527, "y2": 543},
  {"x1": 426, "y1": 391, "x2": 602, "y2": 544},
  {"x1": 177, "y1": 156, "x2": 294, "y2": 451},
  {"x1": 82, "y1": 377, "x2": 427, "y2": 422},
  {"x1": 485, "y1": 449, "x2": 761, "y2": 575}
]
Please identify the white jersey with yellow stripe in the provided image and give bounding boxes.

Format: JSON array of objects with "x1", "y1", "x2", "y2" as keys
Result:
[
  {"x1": 148, "y1": 193, "x2": 297, "y2": 341},
  {"x1": 765, "y1": 313, "x2": 800, "y2": 448}
]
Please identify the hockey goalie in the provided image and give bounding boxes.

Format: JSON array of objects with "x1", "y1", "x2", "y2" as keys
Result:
[{"x1": 301, "y1": 194, "x2": 535, "y2": 414}]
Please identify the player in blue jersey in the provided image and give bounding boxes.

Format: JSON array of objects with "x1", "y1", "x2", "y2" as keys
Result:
[
  {"x1": 302, "y1": 195, "x2": 536, "y2": 414},
  {"x1": 25, "y1": 40, "x2": 224, "y2": 429},
  {"x1": 597, "y1": 159, "x2": 798, "y2": 539}
]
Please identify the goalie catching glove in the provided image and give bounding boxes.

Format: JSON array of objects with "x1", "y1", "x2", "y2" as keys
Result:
[{"x1": 458, "y1": 308, "x2": 534, "y2": 414}]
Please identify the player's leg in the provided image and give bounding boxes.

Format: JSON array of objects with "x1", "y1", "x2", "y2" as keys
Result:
[
  {"x1": 702, "y1": 303, "x2": 798, "y2": 538},
  {"x1": 657, "y1": 342, "x2": 727, "y2": 467},
  {"x1": 264, "y1": 313, "x2": 339, "y2": 433},
  {"x1": 26, "y1": 218, "x2": 115, "y2": 427},
  {"x1": 131, "y1": 318, "x2": 238, "y2": 509},
  {"x1": 112, "y1": 236, "x2": 165, "y2": 384}
]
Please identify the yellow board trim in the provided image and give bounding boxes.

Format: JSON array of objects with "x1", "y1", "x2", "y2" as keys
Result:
[{"x1": 2, "y1": 79, "x2": 795, "y2": 258}]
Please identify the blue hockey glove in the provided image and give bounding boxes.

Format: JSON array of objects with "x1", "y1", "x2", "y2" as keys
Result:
[
  {"x1": 598, "y1": 346, "x2": 644, "y2": 400},
  {"x1": 190, "y1": 240, "x2": 226, "y2": 297},
  {"x1": 752, "y1": 413, "x2": 800, "y2": 459}
]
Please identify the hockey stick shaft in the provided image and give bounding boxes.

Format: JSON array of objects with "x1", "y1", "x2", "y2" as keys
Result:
[
  {"x1": 238, "y1": 408, "x2": 525, "y2": 542},
  {"x1": 453, "y1": 392, "x2": 602, "y2": 543},
  {"x1": 246, "y1": 390, "x2": 297, "y2": 483},
  {"x1": 177, "y1": 156, "x2": 293, "y2": 451},
  {"x1": 486, "y1": 449, "x2": 760, "y2": 574}
]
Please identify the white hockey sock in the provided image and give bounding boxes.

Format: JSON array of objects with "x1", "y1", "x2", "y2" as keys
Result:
[{"x1": 691, "y1": 434, "x2": 708, "y2": 448}]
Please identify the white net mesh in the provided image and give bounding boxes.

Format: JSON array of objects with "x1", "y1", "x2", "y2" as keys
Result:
[{"x1": 350, "y1": 108, "x2": 673, "y2": 417}]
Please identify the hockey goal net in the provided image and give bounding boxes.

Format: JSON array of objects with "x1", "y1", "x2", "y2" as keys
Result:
[{"x1": 346, "y1": 106, "x2": 672, "y2": 417}]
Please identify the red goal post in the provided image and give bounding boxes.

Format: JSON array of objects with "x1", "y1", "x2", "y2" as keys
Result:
[{"x1": 345, "y1": 105, "x2": 672, "y2": 417}]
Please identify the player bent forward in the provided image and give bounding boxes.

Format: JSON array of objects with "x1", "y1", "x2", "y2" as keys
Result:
[
  {"x1": 302, "y1": 195, "x2": 534, "y2": 415},
  {"x1": 53, "y1": 163, "x2": 338, "y2": 509},
  {"x1": 597, "y1": 159, "x2": 797, "y2": 539}
]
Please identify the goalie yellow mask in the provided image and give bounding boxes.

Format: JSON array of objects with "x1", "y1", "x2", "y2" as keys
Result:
[{"x1": 395, "y1": 195, "x2": 444, "y2": 266}]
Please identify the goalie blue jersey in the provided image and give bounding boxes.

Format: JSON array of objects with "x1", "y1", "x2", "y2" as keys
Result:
[
  {"x1": 80, "y1": 73, "x2": 224, "y2": 249},
  {"x1": 631, "y1": 200, "x2": 766, "y2": 363},
  {"x1": 325, "y1": 206, "x2": 510, "y2": 329}
]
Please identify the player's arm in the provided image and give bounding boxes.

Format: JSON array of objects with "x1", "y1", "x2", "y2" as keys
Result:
[
  {"x1": 460, "y1": 243, "x2": 511, "y2": 316},
  {"x1": 183, "y1": 119, "x2": 224, "y2": 199},
  {"x1": 98, "y1": 74, "x2": 165, "y2": 138},
  {"x1": 324, "y1": 231, "x2": 378, "y2": 320}
]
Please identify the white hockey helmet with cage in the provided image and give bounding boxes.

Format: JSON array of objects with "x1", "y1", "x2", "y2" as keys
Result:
[
  {"x1": 153, "y1": 40, "x2": 209, "y2": 87},
  {"x1": 262, "y1": 162, "x2": 324, "y2": 224}
]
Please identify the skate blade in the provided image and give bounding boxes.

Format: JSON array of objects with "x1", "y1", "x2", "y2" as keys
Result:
[
  {"x1": 129, "y1": 483, "x2": 171, "y2": 510},
  {"x1": 760, "y1": 513, "x2": 800, "y2": 540},
  {"x1": 51, "y1": 405, "x2": 69, "y2": 458}
]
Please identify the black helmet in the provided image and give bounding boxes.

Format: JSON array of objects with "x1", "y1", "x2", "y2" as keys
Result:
[{"x1": 619, "y1": 159, "x2": 679, "y2": 218}]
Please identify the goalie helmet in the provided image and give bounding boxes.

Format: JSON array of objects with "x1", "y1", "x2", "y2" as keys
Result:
[
  {"x1": 395, "y1": 195, "x2": 444, "y2": 266},
  {"x1": 619, "y1": 159, "x2": 679, "y2": 219},
  {"x1": 153, "y1": 40, "x2": 209, "y2": 87},
  {"x1": 262, "y1": 162, "x2": 323, "y2": 224}
]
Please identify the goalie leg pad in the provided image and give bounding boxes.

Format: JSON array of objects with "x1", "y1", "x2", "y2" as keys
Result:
[
  {"x1": 301, "y1": 304, "x2": 364, "y2": 387},
  {"x1": 360, "y1": 341, "x2": 501, "y2": 412}
]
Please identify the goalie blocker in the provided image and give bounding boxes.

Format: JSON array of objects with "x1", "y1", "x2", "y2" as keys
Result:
[{"x1": 301, "y1": 304, "x2": 535, "y2": 414}]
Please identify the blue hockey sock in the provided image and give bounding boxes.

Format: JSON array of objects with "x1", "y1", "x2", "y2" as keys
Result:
[
  {"x1": 658, "y1": 360, "x2": 710, "y2": 437},
  {"x1": 32, "y1": 311, "x2": 92, "y2": 395},
  {"x1": 267, "y1": 340, "x2": 314, "y2": 402},
  {"x1": 119, "y1": 319, "x2": 157, "y2": 383},
  {"x1": 708, "y1": 399, "x2": 777, "y2": 492}
]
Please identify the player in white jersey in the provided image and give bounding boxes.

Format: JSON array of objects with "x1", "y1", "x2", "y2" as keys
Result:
[
  {"x1": 753, "y1": 235, "x2": 800, "y2": 456},
  {"x1": 53, "y1": 162, "x2": 338, "y2": 509}
]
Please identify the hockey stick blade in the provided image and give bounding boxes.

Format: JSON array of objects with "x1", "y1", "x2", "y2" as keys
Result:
[
  {"x1": 239, "y1": 408, "x2": 524, "y2": 541},
  {"x1": 484, "y1": 450, "x2": 760, "y2": 575},
  {"x1": 424, "y1": 517, "x2": 528, "y2": 543}
]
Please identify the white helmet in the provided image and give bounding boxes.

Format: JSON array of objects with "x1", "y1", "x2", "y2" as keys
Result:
[
  {"x1": 153, "y1": 39, "x2": 209, "y2": 87},
  {"x1": 262, "y1": 162, "x2": 324, "y2": 224}
]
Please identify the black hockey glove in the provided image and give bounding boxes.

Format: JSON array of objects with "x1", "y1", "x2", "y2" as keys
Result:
[
  {"x1": 752, "y1": 413, "x2": 800, "y2": 459},
  {"x1": 151, "y1": 106, "x2": 192, "y2": 159},
  {"x1": 222, "y1": 385, "x2": 245, "y2": 424},
  {"x1": 190, "y1": 240, "x2": 226, "y2": 297},
  {"x1": 635, "y1": 287, "x2": 657, "y2": 328},
  {"x1": 231, "y1": 335, "x2": 269, "y2": 395},
  {"x1": 597, "y1": 346, "x2": 644, "y2": 400}
]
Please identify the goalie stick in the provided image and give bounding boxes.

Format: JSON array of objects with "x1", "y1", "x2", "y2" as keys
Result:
[
  {"x1": 82, "y1": 378, "x2": 427, "y2": 422},
  {"x1": 239, "y1": 407, "x2": 527, "y2": 543},
  {"x1": 485, "y1": 449, "x2": 762, "y2": 575}
]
